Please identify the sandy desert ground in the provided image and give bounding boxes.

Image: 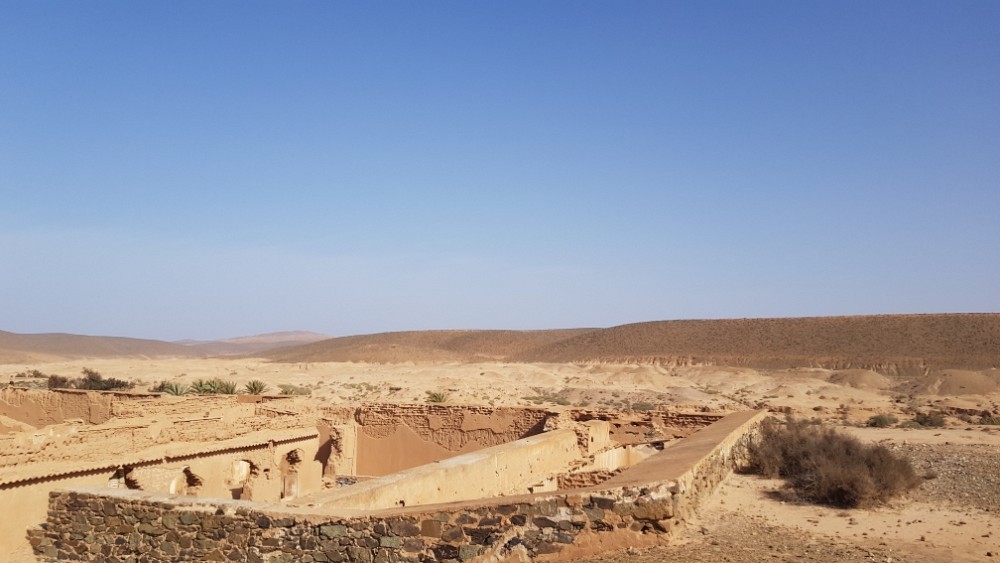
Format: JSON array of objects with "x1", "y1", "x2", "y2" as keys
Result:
[{"x1": 3, "y1": 353, "x2": 1000, "y2": 561}]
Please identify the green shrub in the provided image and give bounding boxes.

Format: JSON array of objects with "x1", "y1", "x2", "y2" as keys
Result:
[
  {"x1": 243, "y1": 380, "x2": 269, "y2": 395},
  {"x1": 866, "y1": 414, "x2": 899, "y2": 428},
  {"x1": 212, "y1": 379, "x2": 238, "y2": 394},
  {"x1": 189, "y1": 379, "x2": 214, "y2": 394},
  {"x1": 425, "y1": 391, "x2": 448, "y2": 403},
  {"x1": 631, "y1": 401, "x2": 656, "y2": 411},
  {"x1": 979, "y1": 415, "x2": 1000, "y2": 425},
  {"x1": 150, "y1": 381, "x2": 189, "y2": 395},
  {"x1": 745, "y1": 417, "x2": 920, "y2": 508}
]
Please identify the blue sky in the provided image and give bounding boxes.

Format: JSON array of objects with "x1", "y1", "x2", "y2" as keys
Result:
[{"x1": 2, "y1": 1, "x2": 998, "y2": 341}]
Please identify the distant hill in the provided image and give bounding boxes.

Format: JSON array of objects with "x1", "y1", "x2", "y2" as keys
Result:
[
  {"x1": 4, "y1": 315, "x2": 997, "y2": 374},
  {"x1": 260, "y1": 314, "x2": 1000, "y2": 374},
  {"x1": 260, "y1": 329, "x2": 597, "y2": 363},
  {"x1": 0, "y1": 330, "x2": 203, "y2": 362},
  {"x1": 513, "y1": 314, "x2": 1000, "y2": 375},
  {"x1": 177, "y1": 331, "x2": 330, "y2": 356}
]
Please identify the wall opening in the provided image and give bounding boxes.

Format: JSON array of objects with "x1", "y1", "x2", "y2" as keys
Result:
[
  {"x1": 107, "y1": 466, "x2": 141, "y2": 490},
  {"x1": 229, "y1": 460, "x2": 259, "y2": 500},
  {"x1": 182, "y1": 467, "x2": 203, "y2": 496},
  {"x1": 281, "y1": 449, "x2": 303, "y2": 500}
]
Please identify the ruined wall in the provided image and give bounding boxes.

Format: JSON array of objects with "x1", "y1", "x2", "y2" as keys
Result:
[
  {"x1": 301, "y1": 429, "x2": 583, "y2": 511},
  {"x1": 29, "y1": 411, "x2": 765, "y2": 562},
  {"x1": 0, "y1": 388, "x2": 116, "y2": 428},
  {"x1": 324, "y1": 404, "x2": 551, "y2": 477},
  {"x1": 2, "y1": 433, "x2": 321, "y2": 560}
]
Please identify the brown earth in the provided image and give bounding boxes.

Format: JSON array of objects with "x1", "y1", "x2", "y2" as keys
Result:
[
  {"x1": 513, "y1": 314, "x2": 1000, "y2": 374},
  {"x1": 260, "y1": 328, "x2": 597, "y2": 363},
  {"x1": 0, "y1": 330, "x2": 202, "y2": 362},
  {"x1": 256, "y1": 314, "x2": 1000, "y2": 375}
]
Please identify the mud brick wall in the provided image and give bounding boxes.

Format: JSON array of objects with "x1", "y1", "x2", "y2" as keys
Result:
[{"x1": 30, "y1": 411, "x2": 765, "y2": 562}]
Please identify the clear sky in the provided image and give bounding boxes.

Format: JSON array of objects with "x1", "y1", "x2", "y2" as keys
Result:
[{"x1": 2, "y1": 1, "x2": 998, "y2": 341}]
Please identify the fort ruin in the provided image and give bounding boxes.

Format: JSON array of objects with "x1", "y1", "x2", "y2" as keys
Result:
[{"x1": 0, "y1": 387, "x2": 763, "y2": 561}]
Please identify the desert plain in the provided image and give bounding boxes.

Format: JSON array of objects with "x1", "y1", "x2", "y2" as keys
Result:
[{"x1": 2, "y1": 314, "x2": 1000, "y2": 562}]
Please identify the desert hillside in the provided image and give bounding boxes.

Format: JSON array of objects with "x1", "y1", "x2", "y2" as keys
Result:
[
  {"x1": 515, "y1": 314, "x2": 1000, "y2": 374},
  {"x1": 177, "y1": 331, "x2": 330, "y2": 356},
  {"x1": 0, "y1": 330, "x2": 203, "y2": 363},
  {"x1": 264, "y1": 314, "x2": 1000, "y2": 374},
  {"x1": 261, "y1": 329, "x2": 597, "y2": 363}
]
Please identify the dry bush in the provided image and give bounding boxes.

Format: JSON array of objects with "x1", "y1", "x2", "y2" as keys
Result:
[
  {"x1": 745, "y1": 417, "x2": 920, "y2": 508},
  {"x1": 866, "y1": 413, "x2": 898, "y2": 428}
]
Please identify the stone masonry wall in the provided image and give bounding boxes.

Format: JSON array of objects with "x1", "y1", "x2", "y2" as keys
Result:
[{"x1": 29, "y1": 411, "x2": 765, "y2": 562}]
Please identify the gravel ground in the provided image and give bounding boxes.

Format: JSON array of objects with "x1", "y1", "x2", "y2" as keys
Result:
[
  {"x1": 577, "y1": 515, "x2": 920, "y2": 563},
  {"x1": 892, "y1": 441, "x2": 1000, "y2": 513}
]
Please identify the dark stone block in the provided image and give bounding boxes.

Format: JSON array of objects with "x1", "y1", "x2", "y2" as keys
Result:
[
  {"x1": 440, "y1": 526, "x2": 465, "y2": 543},
  {"x1": 477, "y1": 517, "x2": 501, "y2": 527},
  {"x1": 555, "y1": 533, "x2": 575, "y2": 544},
  {"x1": 532, "y1": 517, "x2": 557, "y2": 529},
  {"x1": 591, "y1": 496, "x2": 616, "y2": 510},
  {"x1": 509, "y1": 514, "x2": 527, "y2": 527},
  {"x1": 432, "y1": 545, "x2": 459, "y2": 560},
  {"x1": 534, "y1": 542, "x2": 562, "y2": 555},
  {"x1": 420, "y1": 520, "x2": 443, "y2": 538},
  {"x1": 463, "y1": 527, "x2": 494, "y2": 545},
  {"x1": 389, "y1": 520, "x2": 420, "y2": 537},
  {"x1": 454, "y1": 514, "x2": 476, "y2": 526},
  {"x1": 401, "y1": 538, "x2": 424, "y2": 553}
]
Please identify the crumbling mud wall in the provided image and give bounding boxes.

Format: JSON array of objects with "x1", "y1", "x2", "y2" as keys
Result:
[
  {"x1": 300, "y1": 429, "x2": 584, "y2": 511},
  {"x1": 0, "y1": 388, "x2": 116, "y2": 428},
  {"x1": 323, "y1": 404, "x2": 551, "y2": 477},
  {"x1": 29, "y1": 411, "x2": 765, "y2": 562}
]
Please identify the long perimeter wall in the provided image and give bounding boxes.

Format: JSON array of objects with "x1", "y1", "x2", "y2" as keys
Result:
[{"x1": 29, "y1": 410, "x2": 765, "y2": 562}]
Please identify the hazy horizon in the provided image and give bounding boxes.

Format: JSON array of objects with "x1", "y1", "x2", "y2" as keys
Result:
[{"x1": 3, "y1": 2, "x2": 998, "y2": 341}]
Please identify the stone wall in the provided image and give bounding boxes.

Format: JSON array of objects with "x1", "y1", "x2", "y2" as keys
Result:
[
  {"x1": 29, "y1": 411, "x2": 765, "y2": 562},
  {"x1": 5, "y1": 432, "x2": 321, "y2": 560}
]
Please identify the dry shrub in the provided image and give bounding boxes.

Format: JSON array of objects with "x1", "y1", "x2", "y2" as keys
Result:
[{"x1": 745, "y1": 418, "x2": 920, "y2": 508}]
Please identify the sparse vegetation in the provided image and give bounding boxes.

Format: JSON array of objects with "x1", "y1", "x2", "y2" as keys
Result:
[
  {"x1": 46, "y1": 368, "x2": 134, "y2": 391},
  {"x1": 522, "y1": 388, "x2": 571, "y2": 406},
  {"x1": 866, "y1": 414, "x2": 898, "y2": 428},
  {"x1": 278, "y1": 383, "x2": 311, "y2": 396},
  {"x1": 912, "y1": 411, "x2": 946, "y2": 427},
  {"x1": 243, "y1": 380, "x2": 269, "y2": 395},
  {"x1": 149, "y1": 381, "x2": 189, "y2": 395},
  {"x1": 631, "y1": 401, "x2": 656, "y2": 411},
  {"x1": 187, "y1": 378, "x2": 238, "y2": 394},
  {"x1": 212, "y1": 379, "x2": 238, "y2": 394},
  {"x1": 744, "y1": 417, "x2": 920, "y2": 508},
  {"x1": 425, "y1": 390, "x2": 448, "y2": 403}
]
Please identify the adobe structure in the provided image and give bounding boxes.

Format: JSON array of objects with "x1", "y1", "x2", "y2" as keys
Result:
[{"x1": 0, "y1": 387, "x2": 764, "y2": 561}]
